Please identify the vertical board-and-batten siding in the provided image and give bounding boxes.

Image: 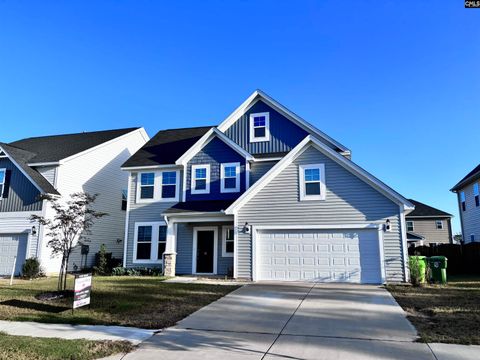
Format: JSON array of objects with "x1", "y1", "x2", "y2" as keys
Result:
[
  {"x1": 125, "y1": 171, "x2": 183, "y2": 268},
  {"x1": 223, "y1": 100, "x2": 311, "y2": 155},
  {"x1": 457, "y1": 181, "x2": 480, "y2": 243},
  {"x1": 51, "y1": 130, "x2": 148, "y2": 272},
  {"x1": 176, "y1": 223, "x2": 233, "y2": 275},
  {"x1": 250, "y1": 160, "x2": 278, "y2": 185},
  {"x1": 237, "y1": 146, "x2": 405, "y2": 282},
  {"x1": 186, "y1": 137, "x2": 245, "y2": 201},
  {"x1": 0, "y1": 158, "x2": 42, "y2": 212}
]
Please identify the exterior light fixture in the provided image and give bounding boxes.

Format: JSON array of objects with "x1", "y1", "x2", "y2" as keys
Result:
[
  {"x1": 385, "y1": 219, "x2": 391, "y2": 232},
  {"x1": 243, "y1": 222, "x2": 251, "y2": 234},
  {"x1": 31, "y1": 226, "x2": 37, "y2": 236}
]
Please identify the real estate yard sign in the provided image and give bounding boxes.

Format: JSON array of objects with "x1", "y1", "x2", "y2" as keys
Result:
[{"x1": 73, "y1": 273, "x2": 92, "y2": 309}]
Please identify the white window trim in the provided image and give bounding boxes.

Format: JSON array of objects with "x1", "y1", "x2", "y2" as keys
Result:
[
  {"x1": 406, "y1": 220, "x2": 414, "y2": 232},
  {"x1": 136, "y1": 170, "x2": 180, "y2": 203},
  {"x1": 222, "y1": 225, "x2": 234, "y2": 258},
  {"x1": 249, "y1": 112, "x2": 270, "y2": 143},
  {"x1": 192, "y1": 226, "x2": 218, "y2": 275},
  {"x1": 136, "y1": 171, "x2": 157, "y2": 203},
  {"x1": 435, "y1": 220, "x2": 444, "y2": 230},
  {"x1": 299, "y1": 163, "x2": 326, "y2": 201},
  {"x1": 133, "y1": 221, "x2": 166, "y2": 264},
  {"x1": 221, "y1": 162, "x2": 240, "y2": 193},
  {"x1": 0, "y1": 168, "x2": 6, "y2": 198},
  {"x1": 191, "y1": 164, "x2": 210, "y2": 195}
]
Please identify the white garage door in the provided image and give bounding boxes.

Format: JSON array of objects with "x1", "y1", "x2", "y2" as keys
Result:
[
  {"x1": 256, "y1": 228, "x2": 382, "y2": 283},
  {"x1": 0, "y1": 233, "x2": 28, "y2": 276}
]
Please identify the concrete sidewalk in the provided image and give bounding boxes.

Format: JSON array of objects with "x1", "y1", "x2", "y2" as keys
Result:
[{"x1": 0, "y1": 320, "x2": 157, "y2": 345}]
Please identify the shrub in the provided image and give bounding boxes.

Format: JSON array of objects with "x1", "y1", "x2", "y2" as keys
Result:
[
  {"x1": 111, "y1": 266, "x2": 163, "y2": 276},
  {"x1": 409, "y1": 256, "x2": 426, "y2": 286},
  {"x1": 93, "y1": 244, "x2": 110, "y2": 275},
  {"x1": 22, "y1": 257, "x2": 43, "y2": 279}
]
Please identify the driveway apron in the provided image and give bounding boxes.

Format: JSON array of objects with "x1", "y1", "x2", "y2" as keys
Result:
[{"x1": 123, "y1": 282, "x2": 436, "y2": 360}]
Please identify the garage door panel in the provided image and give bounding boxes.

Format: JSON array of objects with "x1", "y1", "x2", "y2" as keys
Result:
[
  {"x1": 0, "y1": 233, "x2": 28, "y2": 276},
  {"x1": 257, "y1": 229, "x2": 382, "y2": 284}
]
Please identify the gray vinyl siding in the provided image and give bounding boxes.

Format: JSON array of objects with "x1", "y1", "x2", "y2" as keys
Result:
[
  {"x1": 250, "y1": 160, "x2": 278, "y2": 185},
  {"x1": 406, "y1": 217, "x2": 452, "y2": 244},
  {"x1": 457, "y1": 181, "x2": 480, "y2": 243},
  {"x1": 0, "y1": 158, "x2": 43, "y2": 212},
  {"x1": 224, "y1": 100, "x2": 311, "y2": 155},
  {"x1": 176, "y1": 223, "x2": 233, "y2": 275},
  {"x1": 125, "y1": 171, "x2": 183, "y2": 268},
  {"x1": 35, "y1": 166, "x2": 57, "y2": 186},
  {"x1": 236, "y1": 146, "x2": 406, "y2": 282},
  {"x1": 186, "y1": 137, "x2": 245, "y2": 201}
]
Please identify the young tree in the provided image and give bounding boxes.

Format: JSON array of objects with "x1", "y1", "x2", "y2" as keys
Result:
[{"x1": 31, "y1": 192, "x2": 107, "y2": 291}]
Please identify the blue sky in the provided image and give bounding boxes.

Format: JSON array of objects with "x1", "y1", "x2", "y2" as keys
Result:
[{"x1": 1, "y1": 1, "x2": 479, "y2": 232}]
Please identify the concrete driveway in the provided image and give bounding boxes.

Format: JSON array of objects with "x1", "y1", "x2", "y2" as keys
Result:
[{"x1": 123, "y1": 282, "x2": 436, "y2": 360}]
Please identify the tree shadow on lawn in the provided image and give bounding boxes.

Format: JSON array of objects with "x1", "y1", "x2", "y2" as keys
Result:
[{"x1": 0, "y1": 299, "x2": 70, "y2": 313}]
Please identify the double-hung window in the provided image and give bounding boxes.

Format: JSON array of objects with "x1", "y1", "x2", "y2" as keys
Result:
[
  {"x1": 161, "y1": 171, "x2": 177, "y2": 199},
  {"x1": 299, "y1": 164, "x2": 326, "y2": 201},
  {"x1": 0, "y1": 168, "x2": 6, "y2": 198},
  {"x1": 461, "y1": 191, "x2": 466, "y2": 211},
  {"x1": 139, "y1": 173, "x2": 155, "y2": 200},
  {"x1": 474, "y1": 183, "x2": 479, "y2": 207},
  {"x1": 406, "y1": 221, "x2": 414, "y2": 232},
  {"x1": 221, "y1": 162, "x2": 240, "y2": 193},
  {"x1": 249, "y1": 112, "x2": 270, "y2": 142},
  {"x1": 191, "y1": 164, "x2": 210, "y2": 194},
  {"x1": 435, "y1": 220, "x2": 443, "y2": 230},
  {"x1": 222, "y1": 226, "x2": 234, "y2": 257},
  {"x1": 134, "y1": 222, "x2": 168, "y2": 263}
]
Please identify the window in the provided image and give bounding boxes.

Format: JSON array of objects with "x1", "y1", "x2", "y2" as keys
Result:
[
  {"x1": 221, "y1": 162, "x2": 240, "y2": 193},
  {"x1": 139, "y1": 173, "x2": 155, "y2": 200},
  {"x1": 435, "y1": 220, "x2": 443, "y2": 230},
  {"x1": 134, "y1": 222, "x2": 167, "y2": 263},
  {"x1": 461, "y1": 191, "x2": 466, "y2": 211},
  {"x1": 471, "y1": 234, "x2": 475, "y2": 242},
  {"x1": 249, "y1": 112, "x2": 270, "y2": 142},
  {"x1": 191, "y1": 164, "x2": 210, "y2": 194},
  {"x1": 161, "y1": 171, "x2": 178, "y2": 199},
  {"x1": 406, "y1": 221, "x2": 414, "y2": 232},
  {"x1": 474, "y1": 183, "x2": 479, "y2": 207},
  {"x1": 0, "y1": 169, "x2": 5, "y2": 198},
  {"x1": 299, "y1": 164, "x2": 326, "y2": 201},
  {"x1": 222, "y1": 226, "x2": 234, "y2": 257},
  {"x1": 121, "y1": 189, "x2": 128, "y2": 211}
]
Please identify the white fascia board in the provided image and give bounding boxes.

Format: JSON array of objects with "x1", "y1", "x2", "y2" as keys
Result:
[
  {"x1": 226, "y1": 135, "x2": 413, "y2": 214},
  {"x1": 121, "y1": 164, "x2": 182, "y2": 171},
  {"x1": 0, "y1": 145, "x2": 46, "y2": 194},
  {"x1": 27, "y1": 162, "x2": 60, "y2": 167},
  {"x1": 59, "y1": 127, "x2": 149, "y2": 164},
  {"x1": 217, "y1": 90, "x2": 350, "y2": 155},
  {"x1": 175, "y1": 128, "x2": 253, "y2": 166}
]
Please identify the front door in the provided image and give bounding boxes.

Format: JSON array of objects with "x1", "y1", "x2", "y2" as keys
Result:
[{"x1": 196, "y1": 230, "x2": 215, "y2": 274}]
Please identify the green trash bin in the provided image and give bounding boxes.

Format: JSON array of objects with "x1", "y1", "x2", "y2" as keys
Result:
[
  {"x1": 428, "y1": 256, "x2": 447, "y2": 284},
  {"x1": 409, "y1": 256, "x2": 427, "y2": 284}
]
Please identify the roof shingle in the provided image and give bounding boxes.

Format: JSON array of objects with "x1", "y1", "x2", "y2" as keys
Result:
[{"x1": 406, "y1": 199, "x2": 452, "y2": 218}]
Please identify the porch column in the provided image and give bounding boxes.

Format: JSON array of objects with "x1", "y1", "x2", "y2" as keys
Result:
[{"x1": 164, "y1": 221, "x2": 177, "y2": 277}]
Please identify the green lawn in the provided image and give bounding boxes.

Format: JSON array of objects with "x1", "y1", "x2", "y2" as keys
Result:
[
  {"x1": 0, "y1": 332, "x2": 133, "y2": 360},
  {"x1": 0, "y1": 276, "x2": 239, "y2": 329},
  {"x1": 387, "y1": 275, "x2": 480, "y2": 344}
]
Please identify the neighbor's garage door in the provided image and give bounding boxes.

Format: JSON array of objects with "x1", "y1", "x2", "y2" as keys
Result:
[
  {"x1": 257, "y1": 228, "x2": 382, "y2": 283},
  {"x1": 0, "y1": 233, "x2": 28, "y2": 276}
]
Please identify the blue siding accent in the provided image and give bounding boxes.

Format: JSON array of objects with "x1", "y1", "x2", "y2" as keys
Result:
[
  {"x1": 176, "y1": 223, "x2": 233, "y2": 276},
  {"x1": 186, "y1": 137, "x2": 246, "y2": 201},
  {"x1": 224, "y1": 100, "x2": 308, "y2": 154},
  {"x1": 0, "y1": 158, "x2": 43, "y2": 212}
]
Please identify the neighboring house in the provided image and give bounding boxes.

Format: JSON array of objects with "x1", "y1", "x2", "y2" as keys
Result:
[
  {"x1": 451, "y1": 164, "x2": 480, "y2": 243},
  {"x1": 405, "y1": 199, "x2": 453, "y2": 247},
  {"x1": 0, "y1": 128, "x2": 149, "y2": 275},
  {"x1": 121, "y1": 90, "x2": 414, "y2": 284}
]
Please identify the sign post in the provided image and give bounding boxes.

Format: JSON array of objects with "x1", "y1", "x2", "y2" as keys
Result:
[{"x1": 73, "y1": 273, "x2": 92, "y2": 310}]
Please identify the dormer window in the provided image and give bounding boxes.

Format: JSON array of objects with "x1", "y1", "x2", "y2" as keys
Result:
[{"x1": 249, "y1": 112, "x2": 270, "y2": 142}]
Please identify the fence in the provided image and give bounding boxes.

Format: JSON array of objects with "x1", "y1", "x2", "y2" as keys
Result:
[{"x1": 408, "y1": 242, "x2": 480, "y2": 275}]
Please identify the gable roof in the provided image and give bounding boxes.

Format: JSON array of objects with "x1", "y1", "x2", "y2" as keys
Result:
[
  {"x1": 217, "y1": 90, "x2": 350, "y2": 155},
  {"x1": 175, "y1": 128, "x2": 253, "y2": 165},
  {"x1": 407, "y1": 232, "x2": 425, "y2": 241},
  {"x1": 451, "y1": 164, "x2": 480, "y2": 192},
  {"x1": 225, "y1": 135, "x2": 414, "y2": 214},
  {"x1": 122, "y1": 126, "x2": 213, "y2": 168},
  {"x1": 406, "y1": 199, "x2": 452, "y2": 218},
  {"x1": 10, "y1": 127, "x2": 141, "y2": 164},
  {"x1": 0, "y1": 143, "x2": 60, "y2": 195}
]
